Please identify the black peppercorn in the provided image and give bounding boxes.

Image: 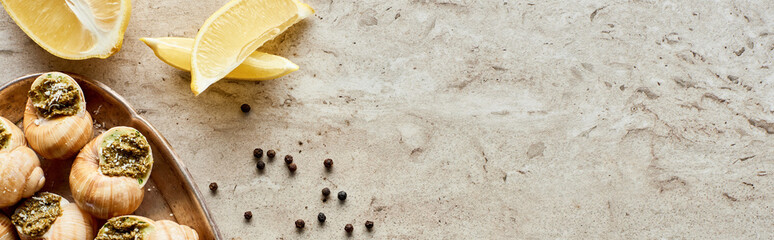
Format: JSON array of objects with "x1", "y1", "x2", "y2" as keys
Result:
[
  {"x1": 324, "y1": 158, "x2": 333, "y2": 168},
  {"x1": 267, "y1": 150, "x2": 276, "y2": 158},
  {"x1": 365, "y1": 221, "x2": 374, "y2": 229},
  {"x1": 209, "y1": 182, "x2": 218, "y2": 191},
  {"x1": 338, "y1": 191, "x2": 347, "y2": 201},
  {"x1": 241, "y1": 104, "x2": 251, "y2": 113},
  {"x1": 284, "y1": 155, "x2": 293, "y2": 164},
  {"x1": 295, "y1": 219, "x2": 305, "y2": 229},
  {"x1": 253, "y1": 148, "x2": 263, "y2": 158},
  {"x1": 288, "y1": 163, "x2": 297, "y2": 172},
  {"x1": 322, "y1": 188, "x2": 331, "y2": 196},
  {"x1": 256, "y1": 160, "x2": 265, "y2": 170},
  {"x1": 345, "y1": 224, "x2": 353, "y2": 233},
  {"x1": 318, "y1": 213, "x2": 326, "y2": 222},
  {"x1": 244, "y1": 211, "x2": 252, "y2": 220}
]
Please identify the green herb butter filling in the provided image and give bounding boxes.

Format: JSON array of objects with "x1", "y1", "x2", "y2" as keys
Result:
[
  {"x1": 0, "y1": 124, "x2": 9, "y2": 150},
  {"x1": 96, "y1": 216, "x2": 151, "y2": 240},
  {"x1": 100, "y1": 131, "x2": 152, "y2": 180},
  {"x1": 28, "y1": 74, "x2": 82, "y2": 119},
  {"x1": 11, "y1": 192, "x2": 63, "y2": 238}
]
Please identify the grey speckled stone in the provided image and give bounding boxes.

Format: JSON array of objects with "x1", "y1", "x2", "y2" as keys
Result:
[{"x1": 1, "y1": 0, "x2": 774, "y2": 239}]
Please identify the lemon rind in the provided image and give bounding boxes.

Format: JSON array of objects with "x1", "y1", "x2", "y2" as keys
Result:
[{"x1": 190, "y1": 0, "x2": 313, "y2": 95}]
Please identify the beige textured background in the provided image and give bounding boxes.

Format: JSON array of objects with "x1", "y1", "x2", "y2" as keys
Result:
[{"x1": 1, "y1": 0, "x2": 774, "y2": 239}]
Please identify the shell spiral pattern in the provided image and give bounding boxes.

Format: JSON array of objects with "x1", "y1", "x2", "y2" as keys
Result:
[
  {"x1": 22, "y1": 72, "x2": 93, "y2": 161},
  {"x1": 70, "y1": 130, "x2": 146, "y2": 219},
  {"x1": 0, "y1": 213, "x2": 16, "y2": 240},
  {"x1": 12, "y1": 195, "x2": 95, "y2": 240},
  {"x1": 96, "y1": 216, "x2": 199, "y2": 240},
  {"x1": 0, "y1": 117, "x2": 45, "y2": 208},
  {"x1": 150, "y1": 220, "x2": 199, "y2": 240}
]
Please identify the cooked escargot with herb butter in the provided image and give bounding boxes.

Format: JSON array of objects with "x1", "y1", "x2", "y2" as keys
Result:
[
  {"x1": 96, "y1": 215, "x2": 198, "y2": 240},
  {"x1": 11, "y1": 192, "x2": 95, "y2": 240},
  {"x1": 70, "y1": 126, "x2": 153, "y2": 219},
  {"x1": 0, "y1": 116, "x2": 45, "y2": 208},
  {"x1": 23, "y1": 72, "x2": 93, "y2": 160},
  {"x1": 0, "y1": 213, "x2": 16, "y2": 240}
]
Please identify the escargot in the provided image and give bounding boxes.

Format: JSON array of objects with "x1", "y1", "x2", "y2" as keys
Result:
[
  {"x1": 70, "y1": 126, "x2": 153, "y2": 219},
  {"x1": 0, "y1": 213, "x2": 16, "y2": 240},
  {"x1": 0, "y1": 116, "x2": 45, "y2": 208},
  {"x1": 95, "y1": 215, "x2": 199, "y2": 240},
  {"x1": 11, "y1": 192, "x2": 95, "y2": 240},
  {"x1": 23, "y1": 72, "x2": 93, "y2": 160}
]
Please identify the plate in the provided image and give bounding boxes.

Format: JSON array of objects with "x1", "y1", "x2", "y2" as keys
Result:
[{"x1": 0, "y1": 73, "x2": 222, "y2": 240}]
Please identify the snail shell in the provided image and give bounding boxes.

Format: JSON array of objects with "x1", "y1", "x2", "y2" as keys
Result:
[
  {"x1": 12, "y1": 193, "x2": 96, "y2": 240},
  {"x1": 0, "y1": 116, "x2": 24, "y2": 150},
  {"x1": 0, "y1": 117, "x2": 45, "y2": 208},
  {"x1": 96, "y1": 215, "x2": 198, "y2": 240},
  {"x1": 0, "y1": 213, "x2": 16, "y2": 240},
  {"x1": 70, "y1": 127, "x2": 153, "y2": 219},
  {"x1": 23, "y1": 72, "x2": 93, "y2": 160},
  {"x1": 149, "y1": 220, "x2": 199, "y2": 240}
]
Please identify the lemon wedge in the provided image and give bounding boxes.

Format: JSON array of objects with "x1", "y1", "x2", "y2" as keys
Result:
[
  {"x1": 141, "y1": 37, "x2": 298, "y2": 81},
  {"x1": 191, "y1": 0, "x2": 314, "y2": 95},
  {"x1": 0, "y1": 0, "x2": 131, "y2": 59}
]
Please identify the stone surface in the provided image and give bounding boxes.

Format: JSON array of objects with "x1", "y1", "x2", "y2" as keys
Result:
[{"x1": 1, "y1": 0, "x2": 774, "y2": 239}]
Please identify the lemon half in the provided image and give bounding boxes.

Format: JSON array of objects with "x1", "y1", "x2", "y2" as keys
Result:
[
  {"x1": 191, "y1": 0, "x2": 313, "y2": 95},
  {"x1": 141, "y1": 37, "x2": 298, "y2": 81},
  {"x1": 0, "y1": 0, "x2": 131, "y2": 59}
]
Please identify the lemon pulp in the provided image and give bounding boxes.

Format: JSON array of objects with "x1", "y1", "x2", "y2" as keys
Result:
[{"x1": 0, "y1": 0, "x2": 131, "y2": 59}]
